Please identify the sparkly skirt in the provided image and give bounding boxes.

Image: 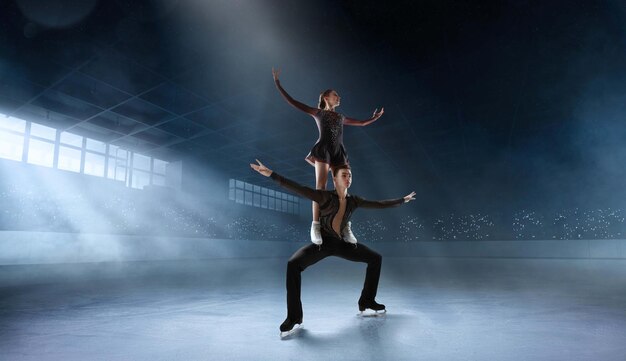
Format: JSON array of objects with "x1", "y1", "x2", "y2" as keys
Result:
[{"x1": 305, "y1": 140, "x2": 349, "y2": 167}]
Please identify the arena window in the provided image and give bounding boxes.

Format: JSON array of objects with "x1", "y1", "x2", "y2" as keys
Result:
[
  {"x1": 0, "y1": 116, "x2": 25, "y2": 161},
  {"x1": 0, "y1": 113, "x2": 169, "y2": 190},
  {"x1": 229, "y1": 179, "x2": 300, "y2": 215}
]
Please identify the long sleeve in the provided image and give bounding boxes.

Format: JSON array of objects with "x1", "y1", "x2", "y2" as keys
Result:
[
  {"x1": 270, "y1": 172, "x2": 326, "y2": 204},
  {"x1": 353, "y1": 195, "x2": 405, "y2": 209}
]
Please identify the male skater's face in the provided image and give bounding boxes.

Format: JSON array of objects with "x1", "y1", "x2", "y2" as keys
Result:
[{"x1": 333, "y1": 168, "x2": 352, "y2": 189}]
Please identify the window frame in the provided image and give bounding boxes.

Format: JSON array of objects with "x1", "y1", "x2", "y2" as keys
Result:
[
  {"x1": 0, "y1": 114, "x2": 169, "y2": 190},
  {"x1": 228, "y1": 178, "x2": 300, "y2": 215}
]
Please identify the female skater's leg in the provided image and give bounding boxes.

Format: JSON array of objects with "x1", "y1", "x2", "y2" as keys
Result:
[{"x1": 310, "y1": 161, "x2": 330, "y2": 243}]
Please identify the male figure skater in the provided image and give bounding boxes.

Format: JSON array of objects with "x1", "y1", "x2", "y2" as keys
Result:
[{"x1": 250, "y1": 159, "x2": 416, "y2": 335}]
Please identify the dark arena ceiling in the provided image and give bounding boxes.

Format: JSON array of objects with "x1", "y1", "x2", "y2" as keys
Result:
[{"x1": 2, "y1": 0, "x2": 626, "y2": 208}]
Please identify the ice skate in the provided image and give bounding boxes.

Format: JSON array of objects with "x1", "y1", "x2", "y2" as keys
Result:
[
  {"x1": 357, "y1": 298, "x2": 386, "y2": 317},
  {"x1": 310, "y1": 221, "x2": 322, "y2": 245},
  {"x1": 279, "y1": 316, "x2": 303, "y2": 338},
  {"x1": 342, "y1": 221, "x2": 358, "y2": 244}
]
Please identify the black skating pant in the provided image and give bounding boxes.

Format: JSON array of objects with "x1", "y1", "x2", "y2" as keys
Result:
[{"x1": 285, "y1": 235, "x2": 382, "y2": 319}]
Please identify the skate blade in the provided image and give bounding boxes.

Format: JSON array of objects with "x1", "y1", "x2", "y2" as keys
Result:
[
  {"x1": 357, "y1": 309, "x2": 387, "y2": 317},
  {"x1": 279, "y1": 323, "x2": 302, "y2": 338}
]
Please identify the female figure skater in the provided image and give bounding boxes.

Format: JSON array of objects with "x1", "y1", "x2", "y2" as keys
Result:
[
  {"x1": 272, "y1": 68, "x2": 385, "y2": 245},
  {"x1": 250, "y1": 159, "x2": 416, "y2": 336}
]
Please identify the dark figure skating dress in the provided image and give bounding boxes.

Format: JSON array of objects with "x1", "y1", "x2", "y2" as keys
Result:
[{"x1": 305, "y1": 109, "x2": 349, "y2": 167}]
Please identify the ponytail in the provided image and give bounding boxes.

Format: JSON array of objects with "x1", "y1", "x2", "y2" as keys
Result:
[{"x1": 318, "y1": 89, "x2": 334, "y2": 109}]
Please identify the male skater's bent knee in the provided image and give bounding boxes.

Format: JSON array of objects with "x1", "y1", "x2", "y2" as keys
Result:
[
  {"x1": 369, "y1": 252, "x2": 382, "y2": 266},
  {"x1": 287, "y1": 259, "x2": 303, "y2": 273}
]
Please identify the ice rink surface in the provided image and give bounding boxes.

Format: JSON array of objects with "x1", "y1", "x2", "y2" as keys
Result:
[{"x1": 2, "y1": 255, "x2": 626, "y2": 361}]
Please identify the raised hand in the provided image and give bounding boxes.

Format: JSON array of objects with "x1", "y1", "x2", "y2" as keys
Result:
[
  {"x1": 250, "y1": 159, "x2": 273, "y2": 177},
  {"x1": 403, "y1": 191, "x2": 416, "y2": 203},
  {"x1": 272, "y1": 67, "x2": 281, "y2": 83},
  {"x1": 372, "y1": 107, "x2": 385, "y2": 120}
]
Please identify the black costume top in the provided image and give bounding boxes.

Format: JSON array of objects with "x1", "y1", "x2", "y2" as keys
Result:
[
  {"x1": 270, "y1": 172, "x2": 404, "y2": 239},
  {"x1": 305, "y1": 110, "x2": 349, "y2": 167}
]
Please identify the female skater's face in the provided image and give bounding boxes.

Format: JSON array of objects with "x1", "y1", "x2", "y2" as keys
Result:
[
  {"x1": 324, "y1": 91, "x2": 341, "y2": 108},
  {"x1": 334, "y1": 169, "x2": 352, "y2": 189}
]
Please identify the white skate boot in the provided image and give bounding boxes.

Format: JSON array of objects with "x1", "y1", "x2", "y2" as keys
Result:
[
  {"x1": 310, "y1": 221, "x2": 322, "y2": 245},
  {"x1": 343, "y1": 221, "x2": 358, "y2": 244}
]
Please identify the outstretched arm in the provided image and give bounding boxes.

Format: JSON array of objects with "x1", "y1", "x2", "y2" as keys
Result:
[
  {"x1": 354, "y1": 191, "x2": 416, "y2": 209},
  {"x1": 272, "y1": 68, "x2": 318, "y2": 116},
  {"x1": 250, "y1": 159, "x2": 325, "y2": 203},
  {"x1": 344, "y1": 107, "x2": 384, "y2": 126}
]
